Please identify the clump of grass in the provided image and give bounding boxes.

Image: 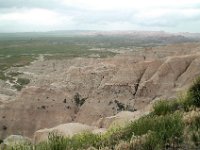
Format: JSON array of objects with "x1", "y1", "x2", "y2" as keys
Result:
[
  {"x1": 96, "y1": 113, "x2": 184, "y2": 149},
  {"x1": 153, "y1": 99, "x2": 180, "y2": 116},
  {"x1": 126, "y1": 113, "x2": 184, "y2": 147},
  {"x1": 69, "y1": 132, "x2": 101, "y2": 149},
  {"x1": 183, "y1": 110, "x2": 200, "y2": 148},
  {"x1": 45, "y1": 133, "x2": 68, "y2": 150},
  {"x1": 153, "y1": 76, "x2": 200, "y2": 115},
  {"x1": 189, "y1": 115, "x2": 200, "y2": 148},
  {"x1": 34, "y1": 132, "x2": 102, "y2": 150}
]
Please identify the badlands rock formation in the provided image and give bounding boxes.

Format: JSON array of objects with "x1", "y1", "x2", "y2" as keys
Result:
[{"x1": 1, "y1": 42, "x2": 200, "y2": 139}]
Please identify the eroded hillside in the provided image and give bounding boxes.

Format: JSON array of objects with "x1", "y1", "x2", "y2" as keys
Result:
[{"x1": 1, "y1": 42, "x2": 200, "y2": 139}]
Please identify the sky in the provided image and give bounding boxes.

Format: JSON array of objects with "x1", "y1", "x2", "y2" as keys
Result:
[{"x1": 0, "y1": 0, "x2": 200, "y2": 33}]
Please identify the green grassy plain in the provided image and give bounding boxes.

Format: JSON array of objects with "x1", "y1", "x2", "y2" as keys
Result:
[{"x1": 1, "y1": 33, "x2": 168, "y2": 90}]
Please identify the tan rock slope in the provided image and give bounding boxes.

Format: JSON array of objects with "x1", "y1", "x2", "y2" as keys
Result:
[
  {"x1": 1, "y1": 42, "x2": 200, "y2": 139},
  {"x1": 34, "y1": 123, "x2": 97, "y2": 144}
]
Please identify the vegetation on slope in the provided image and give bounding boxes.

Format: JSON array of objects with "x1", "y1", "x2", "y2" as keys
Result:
[{"x1": 2, "y1": 77, "x2": 200, "y2": 150}]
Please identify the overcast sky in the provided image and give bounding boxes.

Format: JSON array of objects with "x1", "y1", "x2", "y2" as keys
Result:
[{"x1": 0, "y1": 0, "x2": 200, "y2": 33}]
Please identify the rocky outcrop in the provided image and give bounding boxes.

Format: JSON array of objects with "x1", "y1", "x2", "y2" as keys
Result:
[
  {"x1": 3, "y1": 135, "x2": 31, "y2": 147},
  {"x1": 33, "y1": 123, "x2": 97, "y2": 144},
  {"x1": 94, "y1": 109, "x2": 150, "y2": 129}
]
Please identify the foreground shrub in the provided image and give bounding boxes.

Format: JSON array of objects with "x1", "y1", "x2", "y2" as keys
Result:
[
  {"x1": 128, "y1": 113, "x2": 183, "y2": 137},
  {"x1": 98, "y1": 113, "x2": 184, "y2": 149},
  {"x1": 183, "y1": 110, "x2": 200, "y2": 148},
  {"x1": 32, "y1": 133, "x2": 70, "y2": 150},
  {"x1": 187, "y1": 77, "x2": 200, "y2": 107},
  {"x1": 153, "y1": 99, "x2": 180, "y2": 115},
  {"x1": 34, "y1": 132, "x2": 102, "y2": 150},
  {"x1": 69, "y1": 132, "x2": 101, "y2": 150}
]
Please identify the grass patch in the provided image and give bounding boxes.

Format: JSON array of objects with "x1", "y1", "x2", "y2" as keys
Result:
[
  {"x1": 152, "y1": 99, "x2": 181, "y2": 116},
  {"x1": 152, "y1": 77, "x2": 200, "y2": 116},
  {"x1": 107, "y1": 113, "x2": 184, "y2": 149}
]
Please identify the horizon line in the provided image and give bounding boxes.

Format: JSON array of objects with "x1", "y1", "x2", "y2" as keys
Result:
[{"x1": 0, "y1": 30, "x2": 199, "y2": 34}]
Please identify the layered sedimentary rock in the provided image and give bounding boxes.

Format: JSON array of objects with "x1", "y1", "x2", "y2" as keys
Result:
[{"x1": 1, "y1": 42, "x2": 200, "y2": 139}]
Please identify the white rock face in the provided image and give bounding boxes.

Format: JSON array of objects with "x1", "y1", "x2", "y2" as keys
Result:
[
  {"x1": 95, "y1": 108, "x2": 150, "y2": 129},
  {"x1": 3, "y1": 135, "x2": 31, "y2": 146}
]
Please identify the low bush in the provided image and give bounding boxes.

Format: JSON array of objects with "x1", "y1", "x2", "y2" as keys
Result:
[
  {"x1": 153, "y1": 99, "x2": 180, "y2": 115},
  {"x1": 69, "y1": 132, "x2": 101, "y2": 149},
  {"x1": 187, "y1": 77, "x2": 200, "y2": 107},
  {"x1": 126, "y1": 113, "x2": 184, "y2": 145},
  {"x1": 96, "y1": 113, "x2": 184, "y2": 149},
  {"x1": 74, "y1": 93, "x2": 86, "y2": 107}
]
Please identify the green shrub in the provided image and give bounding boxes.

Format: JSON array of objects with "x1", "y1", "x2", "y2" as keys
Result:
[
  {"x1": 34, "y1": 132, "x2": 102, "y2": 150},
  {"x1": 182, "y1": 110, "x2": 200, "y2": 148},
  {"x1": 140, "y1": 132, "x2": 162, "y2": 150},
  {"x1": 100, "y1": 126, "x2": 125, "y2": 148},
  {"x1": 153, "y1": 99, "x2": 180, "y2": 115},
  {"x1": 190, "y1": 115, "x2": 200, "y2": 131},
  {"x1": 45, "y1": 133, "x2": 67, "y2": 150},
  {"x1": 69, "y1": 132, "x2": 101, "y2": 149},
  {"x1": 34, "y1": 133, "x2": 69, "y2": 150},
  {"x1": 11, "y1": 78, "x2": 30, "y2": 91},
  {"x1": 74, "y1": 93, "x2": 86, "y2": 107},
  {"x1": 17, "y1": 78, "x2": 30, "y2": 86},
  {"x1": 123, "y1": 113, "x2": 184, "y2": 149},
  {"x1": 95, "y1": 113, "x2": 184, "y2": 149},
  {"x1": 12, "y1": 84, "x2": 23, "y2": 91},
  {"x1": 187, "y1": 77, "x2": 200, "y2": 107},
  {"x1": 131, "y1": 113, "x2": 183, "y2": 137}
]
